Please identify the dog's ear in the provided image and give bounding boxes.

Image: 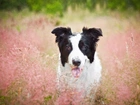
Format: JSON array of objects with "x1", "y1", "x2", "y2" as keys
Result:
[
  {"x1": 82, "y1": 27, "x2": 102, "y2": 41},
  {"x1": 51, "y1": 27, "x2": 72, "y2": 43}
]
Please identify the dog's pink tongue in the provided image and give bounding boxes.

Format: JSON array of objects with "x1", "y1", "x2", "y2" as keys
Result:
[{"x1": 72, "y1": 68, "x2": 81, "y2": 78}]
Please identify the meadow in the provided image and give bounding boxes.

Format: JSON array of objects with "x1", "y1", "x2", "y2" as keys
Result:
[{"x1": 0, "y1": 9, "x2": 140, "y2": 105}]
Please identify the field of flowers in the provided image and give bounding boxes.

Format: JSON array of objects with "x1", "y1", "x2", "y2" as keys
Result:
[{"x1": 0, "y1": 10, "x2": 140, "y2": 105}]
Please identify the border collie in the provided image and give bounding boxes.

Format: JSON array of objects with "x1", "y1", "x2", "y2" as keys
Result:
[{"x1": 51, "y1": 27, "x2": 102, "y2": 96}]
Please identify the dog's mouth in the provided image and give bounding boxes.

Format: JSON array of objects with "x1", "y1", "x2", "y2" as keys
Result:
[{"x1": 71, "y1": 67, "x2": 82, "y2": 78}]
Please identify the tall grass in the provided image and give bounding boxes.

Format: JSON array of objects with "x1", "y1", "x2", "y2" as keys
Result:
[
  {"x1": 0, "y1": 13, "x2": 57, "y2": 105},
  {"x1": 98, "y1": 28, "x2": 140, "y2": 105},
  {"x1": 0, "y1": 10, "x2": 140, "y2": 105}
]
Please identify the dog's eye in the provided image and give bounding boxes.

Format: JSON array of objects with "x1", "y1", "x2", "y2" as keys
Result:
[
  {"x1": 82, "y1": 45, "x2": 88, "y2": 51},
  {"x1": 79, "y1": 41, "x2": 88, "y2": 51},
  {"x1": 66, "y1": 44, "x2": 71, "y2": 51},
  {"x1": 81, "y1": 44, "x2": 89, "y2": 51}
]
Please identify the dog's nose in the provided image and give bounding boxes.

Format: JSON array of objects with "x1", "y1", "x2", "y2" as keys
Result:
[{"x1": 72, "y1": 59, "x2": 81, "y2": 66}]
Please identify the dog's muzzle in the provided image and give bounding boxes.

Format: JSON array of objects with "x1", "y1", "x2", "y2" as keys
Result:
[{"x1": 71, "y1": 59, "x2": 82, "y2": 78}]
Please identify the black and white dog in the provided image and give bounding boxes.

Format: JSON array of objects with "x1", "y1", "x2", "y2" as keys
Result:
[{"x1": 52, "y1": 27, "x2": 102, "y2": 96}]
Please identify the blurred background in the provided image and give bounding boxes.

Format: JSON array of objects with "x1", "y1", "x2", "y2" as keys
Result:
[
  {"x1": 0, "y1": 0, "x2": 140, "y2": 105},
  {"x1": 0, "y1": 0, "x2": 140, "y2": 14}
]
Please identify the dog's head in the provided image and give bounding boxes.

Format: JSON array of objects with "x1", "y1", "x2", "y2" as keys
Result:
[{"x1": 52, "y1": 27, "x2": 102, "y2": 78}]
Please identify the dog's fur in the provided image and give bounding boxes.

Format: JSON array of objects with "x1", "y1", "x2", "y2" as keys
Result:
[{"x1": 52, "y1": 27, "x2": 102, "y2": 96}]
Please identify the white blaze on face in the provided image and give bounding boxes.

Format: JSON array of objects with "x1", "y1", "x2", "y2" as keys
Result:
[{"x1": 68, "y1": 33, "x2": 87, "y2": 69}]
